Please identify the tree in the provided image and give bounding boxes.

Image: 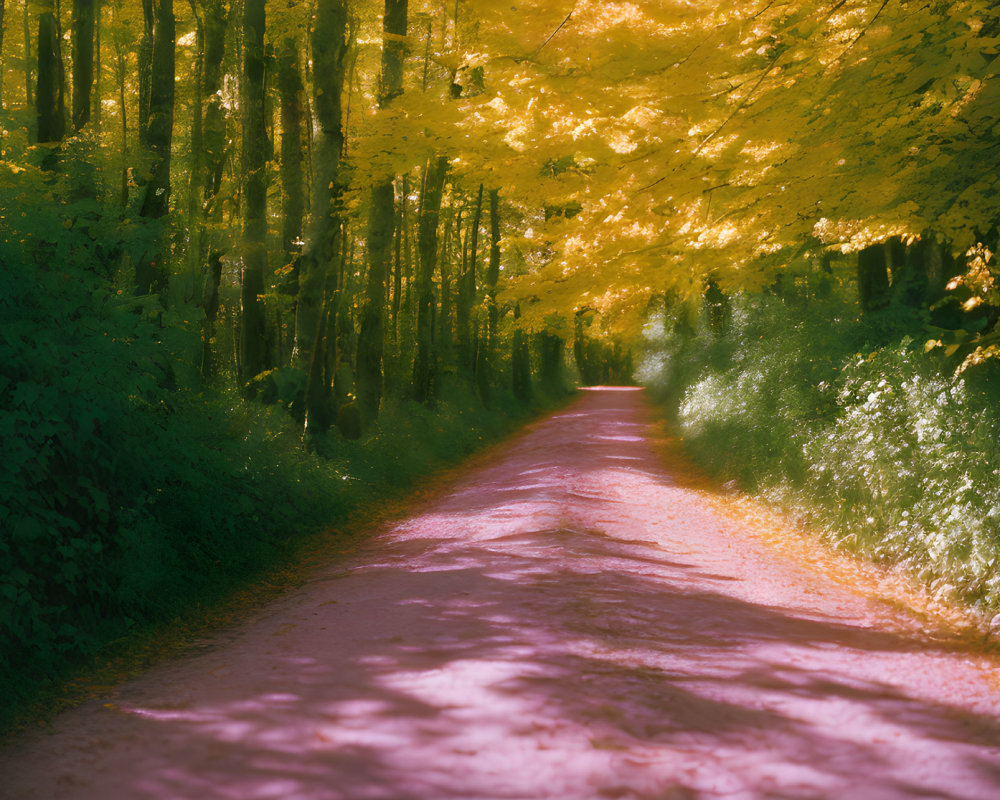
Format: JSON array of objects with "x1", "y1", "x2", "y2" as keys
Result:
[
  {"x1": 277, "y1": 35, "x2": 304, "y2": 263},
  {"x1": 296, "y1": 0, "x2": 350, "y2": 436},
  {"x1": 512, "y1": 302, "x2": 531, "y2": 401},
  {"x1": 356, "y1": 0, "x2": 407, "y2": 429},
  {"x1": 0, "y1": 1, "x2": 6, "y2": 110},
  {"x1": 36, "y1": 0, "x2": 65, "y2": 147},
  {"x1": 72, "y1": 0, "x2": 97, "y2": 131},
  {"x1": 475, "y1": 187, "x2": 501, "y2": 403},
  {"x1": 188, "y1": 0, "x2": 229, "y2": 378},
  {"x1": 22, "y1": 0, "x2": 33, "y2": 110},
  {"x1": 239, "y1": 0, "x2": 268, "y2": 392},
  {"x1": 135, "y1": 0, "x2": 174, "y2": 296},
  {"x1": 455, "y1": 183, "x2": 482, "y2": 376},
  {"x1": 412, "y1": 155, "x2": 448, "y2": 403},
  {"x1": 138, "y1": 0, "x2": 153, "y2": 145},
  {"x1": 858, "y1": 244, "x2": 890, "y2": 313}
]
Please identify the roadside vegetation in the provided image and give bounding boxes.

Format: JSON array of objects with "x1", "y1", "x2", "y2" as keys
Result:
[{"x1": 641, "y1": 255, "x2": 1000, "y2": 619}]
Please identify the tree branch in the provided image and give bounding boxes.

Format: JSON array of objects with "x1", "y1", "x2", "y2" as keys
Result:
[{"x1": 533, "y1": 3, "x2": 577, "y2": 57}]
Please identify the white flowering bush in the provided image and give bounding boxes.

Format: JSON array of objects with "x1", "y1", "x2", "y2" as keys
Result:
[
  {"x1": 802, "y1": 342, "x2": 1000, "y2": 605},
  {"x1": 657, "y1": 294, "x2": 1000, "y2": 610}
]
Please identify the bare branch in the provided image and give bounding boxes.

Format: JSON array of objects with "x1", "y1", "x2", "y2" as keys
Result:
[{"x1": 534, "y1": 2, "x2": 578, "y2": 57}]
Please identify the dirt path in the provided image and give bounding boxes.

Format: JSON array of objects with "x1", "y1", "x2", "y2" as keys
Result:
[{"x1": 4, "y1": 387, "x2": 1000, "y2": 800}]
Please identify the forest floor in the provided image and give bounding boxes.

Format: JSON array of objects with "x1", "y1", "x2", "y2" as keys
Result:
[{"x1": 3, "y1": 387, "x2": 1000, "y2": 799}]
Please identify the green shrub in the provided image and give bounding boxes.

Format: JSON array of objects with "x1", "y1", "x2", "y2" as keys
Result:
[
  {"x1": 646, "y1": 292, "x2": 1000, "y2": 612},
  {"x1": 0, "y1": 163, "x2": 568, "y2": 733}
]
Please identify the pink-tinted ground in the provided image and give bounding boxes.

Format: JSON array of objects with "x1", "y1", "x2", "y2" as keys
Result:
[{"x1": 4, "y1": 387, "x2": 1000, "y2": 800}]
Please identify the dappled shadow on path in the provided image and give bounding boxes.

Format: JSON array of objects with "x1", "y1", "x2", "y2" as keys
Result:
[{"x1": 4, "y1": 388, "x2": 1000, "y2": 800}]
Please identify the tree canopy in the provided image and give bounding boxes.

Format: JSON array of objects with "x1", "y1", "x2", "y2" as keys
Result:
[{"x1": 1, "y1": 0, "x2": 997, "y2": 386}]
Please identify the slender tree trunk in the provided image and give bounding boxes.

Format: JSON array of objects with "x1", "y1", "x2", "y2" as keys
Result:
[
  {"x1": 356, "y1": 0, "x2": 407, "y2": 427},
  {"x1": 275, "y1": 36, "x2": 304, "y2": 368},
  {"x1": 412, "y1": 155, "x2": 448, "y2": 403},
  {"x1": 391, "y1": 177, "x2": 403, "y2": 342},
  {"x1": 71, "y1": 0, "x2": 95, "y2": 130},
  {"x1": 486, "y1": 188, "x2": 501, "y2": 348},
  {"x1": 92, "y1": 0, "x2": 101, "y2": 125},
  {"x1": 539, "y1": 331, "x2": 564, "y2": 389},
  {"x1": 200, "y1": 0, "x2": 226, "y2": 198},
  {"x1": 36, "y1": 2, "x2": 65, "y2": 147},
  {"x1": 573, "y1": 311, "x2": 588, "y2": 385},
  {"x1": 138, "y1": 0, "x2": 174, "y2": 220},
  {"x1": 138, "y1": 0, "x2": 153, "y2": 145},
  {"x1": 456, "y1": 182, "x2": 482, "y2": 376},
  {"x1": 187, "y1": 8, "x2": 204, "y2": 226},
  {"x1": 190, "y1": 1, "x2": 227, "y2": 378},
  {"x1": 704, "y1": 275, "x2": 730, "y2": 335},
  {"x1": 858, "y1": 243, "x2": 890, "y2": 312},
  {"x1": 438, "y1": 202, "x2": 457, "y2": 363},
  {"x1": 357, "y1": 178, "x2": 395, "y2": 421},
  {"x1": 136, "y1": 0, "x2": 174, "y2": 296},
  {"x1": 512, "y1": 303, "x2": 531, "y2": 402},
  {"x1": 296, "y1": 0, "x2": 350, "y2": 436},
  {"x1": 402, "y1": 175, "x2": 415, "y2": 317},
  {"x1": 278, "y1": 35, "x2": 304, "y2": 261},
  {"x1": 0, "y1": 1, "x2": 6, "y2": 110},
  {"x1": 23, "y1": 1, "x2": 33, "y2": 111},
  {"x1": 476, "y1": 187, "x2": 500, "y2": 402},
  {"x1": 239, "y1": 0, "x2": 268, "y2": 393},
  {"x1": 895, "y1": 236, "x2": 929, "y2": 308},
  {"x1": 112, "y1": 19, "x2": 127, "y2": 207}
]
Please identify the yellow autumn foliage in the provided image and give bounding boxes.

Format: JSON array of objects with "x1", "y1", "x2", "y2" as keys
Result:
[{"x1": 350, "y1": 0, "x2": 997, "y2": 335}]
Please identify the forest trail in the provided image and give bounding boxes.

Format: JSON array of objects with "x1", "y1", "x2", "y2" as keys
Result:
[{"x1": 3, "y1": 388, "x2": 1000, "y2": 800}]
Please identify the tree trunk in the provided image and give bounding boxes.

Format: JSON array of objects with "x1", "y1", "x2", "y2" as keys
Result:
[
  {"x1": 486, "y1": 188, "x2": 501, "y2": 348},
  {"x1": 456, "y1": 182, "x2": 482, "y2": 377},
  {"x1": 111, "y1": 8, "x2": 128, "y2": 207},
  {"x1": 187, "y1": 11, "x2": 204, "y2": 224},
  {"x1": 391, "y1": 177, "x2": 403, "y2": 342},
  {"x1": 923, "y1": 236, "x2": 955, "y2": 298},
  {"x1": 239, "y1": 0, "x2": 268, "y2": 393},
  {"x1": 189, "y1": 0, "x2": 227, "y2": 378},
  {"x1": 278, "y1": 35, "x2": 304, "y2": 261},
  {"x1": 296, "y1": 0, "x2": 350, "y2": 436},
  {"x1": 704, "y1": 275, "x2": 730, "y2": 335},
  {"x1": 896, "y1": 236, "x2": 930, "y2": 308},
  {"x1": 0, "y1": 1, "x2": 6, "y2": 110},
  {"x1": 356, "y1": 0, "x2": 407, "y2": 428},
  {"x1": 512, "y1": 303, "x2": 531, "y2": 402},
  {"x1": 538, "y1": 331, "x2": 564, "y2": 390},
  {"x1": 92, "y1": 0, "x2": 101, "y2": 125},
  {"x1": 136, "y1": 0, "x2": 174, "y2": 296},
  {"x1": 138, "y1": 0, "x2": 174, "y2": 220},
  {"x1": 476, "y1": 187, "x2": 501, "y2": 403},
  {"x1": 858, "y1": 243, "x2": 890, "y2": 312},
  {"x1": 437, "y1": 202, "x2": 456, "y2": 365},
  {"x1": 36, "y1": 2, "x2": 65, "y2": 146},
  {"x1": 200, "y1": 0, "x2": 227, "y2": 199},
  {"x1": 138, "y1": 0, "x2": 153, "y2": 146},
  {"x1": 71, "y1": 0, "x2": 95, "y2": 131},
  {"x1": 573, "y1": 311, "x2": 589, "y2": 386},
  {"x1": 23, "y1": 1, "x2": 33, "y2": 111},
  {"x1": 412, "y1": 155, "x2": 448, "y2": 403},
  {"x1": 276, "y1": 35, "x2": 304, "y2": 370},
  {"x1": 356, "y1": 179, "x2": 395, "y2": 423}
]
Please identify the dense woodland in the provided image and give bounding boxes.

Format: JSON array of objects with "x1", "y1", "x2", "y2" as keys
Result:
[{"x1": 2, "y1": 0, "x2": 1000, "y2": 727}]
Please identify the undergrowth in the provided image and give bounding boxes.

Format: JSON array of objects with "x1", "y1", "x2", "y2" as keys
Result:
[
  {"x1": 0, "y1": 203, "x2": 563, "y2": 733},
  {"x1": 642, "y1": 291, "x2": 1000, "y2": 617}
]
